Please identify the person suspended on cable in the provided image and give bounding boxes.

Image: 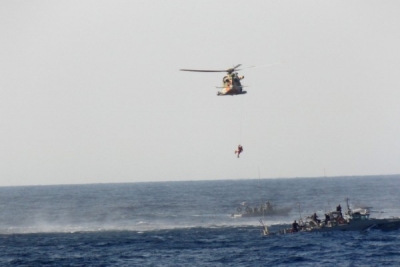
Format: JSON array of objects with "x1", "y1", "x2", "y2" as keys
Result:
[{"x1": 235, "y1": 145, "x2": 243, "y2": 158}]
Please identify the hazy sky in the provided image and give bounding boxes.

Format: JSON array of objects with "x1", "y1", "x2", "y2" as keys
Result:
[{"x1": 1, "y1": 1, "x2": 399, "y2": 186}]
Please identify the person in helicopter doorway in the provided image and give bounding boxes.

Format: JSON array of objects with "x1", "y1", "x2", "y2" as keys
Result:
[
  {"x1": 232, "y1": 72, "x2": 239, "y2": 83},
  {"x1": 336, "y1": 204, "x2": 342, "y2": 217},
  {"x1": 223, "y1": 75, "x2": 231, "y2": 86},
  {"x1": 292, "y1": 220, "x2": 299, "y2": 233},
  {"x1": 235, "y1": 145, "x2": 243, "y2": 158}
]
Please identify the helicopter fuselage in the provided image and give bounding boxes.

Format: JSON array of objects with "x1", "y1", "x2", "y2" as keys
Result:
[{"x1": 217, "y1": 73, "x2": 246, "y2": 96}]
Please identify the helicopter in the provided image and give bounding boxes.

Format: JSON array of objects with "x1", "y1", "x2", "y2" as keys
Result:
[
  {"x1": 180, "y1": 63, "x2": 282, "y2": 96},
  {"x1": 180, "y1": 64, "x2": 247, "y2": 96}
]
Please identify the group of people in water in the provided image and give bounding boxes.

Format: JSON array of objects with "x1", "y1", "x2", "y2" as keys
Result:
[{"x1": 291, "y1": 204, "x2": 344, "y2": 232}]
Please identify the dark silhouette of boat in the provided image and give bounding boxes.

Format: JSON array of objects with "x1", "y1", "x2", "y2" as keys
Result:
[{"x1": 262, "y1": 198, "x2": 400, "y2": 235}]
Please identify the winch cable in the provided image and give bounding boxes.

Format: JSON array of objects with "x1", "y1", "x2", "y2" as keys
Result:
[{"x1": 238, "y1": 96, "x2": 244, "y2": 144}]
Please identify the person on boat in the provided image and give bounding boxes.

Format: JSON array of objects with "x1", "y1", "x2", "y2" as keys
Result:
[
  {"x1": 292, "y1": 220, "x2": 299, "y2": 232},
  {"x1": 235, "y1": 145, "x2": 243, "y2": 158},
  {"x1": 324, "y1": 213, "x2": 330, "y2": 225},
  {"x1": 311, "y1": 213, "x2": 321, "y2": 224},
  {"x1": 336, "y1": 204, "x2": 342, "y2": 217}
]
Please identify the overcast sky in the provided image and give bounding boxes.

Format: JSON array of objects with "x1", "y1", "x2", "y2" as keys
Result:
[{"x1": 1, "y1": 1, "x2": 399, "y2": 186}]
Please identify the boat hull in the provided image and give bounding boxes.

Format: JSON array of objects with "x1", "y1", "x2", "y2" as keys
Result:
[{"x1": 303, "y1": 218, "x2": 400, "y2": 233}]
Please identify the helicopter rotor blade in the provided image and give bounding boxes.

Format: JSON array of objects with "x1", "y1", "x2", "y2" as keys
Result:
[
  {"x1": 180, "y1": 69, "x2": 227, "y2": 73},
  {"x1": 226, "y1": 64, "x2": 242, "y2": 73},
  {"x1": 236, "y1": 62, "x2": 284, "y2": 71},
  {"x1": 233, "y1": 64, "x2": 242, "y2": 70},
  {"x1": 180, "y1": 62, "x2": 282, "y2": 73},
  {"x1": 181, "y1": 64, "x2": 242, "y2": 73}
]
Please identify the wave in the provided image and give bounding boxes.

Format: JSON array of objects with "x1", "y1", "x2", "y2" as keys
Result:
[{"x1": 0, "y1": 219, "x2": 292, "y2": 235}]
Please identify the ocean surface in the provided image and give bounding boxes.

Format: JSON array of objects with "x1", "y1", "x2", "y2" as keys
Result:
[{"x1": 1, "y1": 175, "x2": 400, "y2": 266}]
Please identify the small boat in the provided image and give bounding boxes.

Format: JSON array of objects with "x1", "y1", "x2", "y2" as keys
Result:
[
  {"x1": 232, "y1": 201, "x2": 292, "y2": 218},
  {"x1": 264, "y1": 199, "x2": 400, "y2": 235}
]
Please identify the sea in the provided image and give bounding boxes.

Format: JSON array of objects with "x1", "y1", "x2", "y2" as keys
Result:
[{"x1": 0, "y1": 175, "x2": 400, "y2": 267}]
